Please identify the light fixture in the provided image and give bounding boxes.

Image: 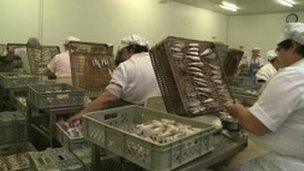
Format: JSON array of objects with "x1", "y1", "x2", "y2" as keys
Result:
[
  {"x1": 219, "y1": 1, "x2": 238, "y2": 12},
  {"x1": 277, "y1": 0, "x2": 296, "y2": 7}
]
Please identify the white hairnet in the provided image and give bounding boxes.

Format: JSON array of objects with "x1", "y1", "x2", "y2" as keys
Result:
[
  {"x1": 278, "y1": 22, "x2": 304, "y2": 45},
  {"x1": 267, "y1": 50, "x2": 278, "y2": 61},
  {"x1": 65, "y1": 36, "x2": 80, "y2": 44},
  {"x1": 27, "y1": 37, "x2": 40, "y2": 47},
  {"x1": 118, "y1": 34, "x2": 149, "y2": 51},
  {"x1": 252, "y1": 47, "x2": 261, "y2": 51}
]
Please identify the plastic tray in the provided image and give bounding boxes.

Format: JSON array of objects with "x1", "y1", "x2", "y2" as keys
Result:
[
  {"x1": 28, "y1": 83, "x2": 85, "y2": 109},
  {"x1": 0, "y1": 72, "x2": 39, "y2": 89},
  {"x1": 83, "y1": 105, "x2": 215, "y2": 171},
  {"x1": 150, "y1": 36, "x2": 233, "y2": 117},
  {"x1": 29, "y1": 148, "x2": 83, "y2": 171},
  {"x1": 69, "y1": 41, "x2": 115, "y2": 98},
  {"x1": 27, "y1": 46, "x2": 60, "y2": 75},
  {"x1": 0, "y1": 111, "x2": 27, "y2": 145},
  {"x1": 55, "y1": 122, "x2": 89, "y2": 150}
]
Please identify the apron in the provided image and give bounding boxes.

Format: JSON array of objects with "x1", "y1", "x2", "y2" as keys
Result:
[{"x1": 248, "y1": 60, "x2": 261, "y2": 90}]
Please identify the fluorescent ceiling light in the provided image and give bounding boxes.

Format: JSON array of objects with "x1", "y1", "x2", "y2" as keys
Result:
[
  {"x1": 219, "y1": 1, "x2": 238, "y2": 12},
  {"x1": 277, "y1": 0, "x2": 295, "y2": 7}
]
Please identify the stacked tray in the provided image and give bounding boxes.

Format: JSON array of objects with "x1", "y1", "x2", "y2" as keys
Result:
[
  {"x1": 150, "y1": 36, "x2": 234, "y2": 117},
  {"x1": 69, "y1": 41, "x2": 115, "y2": 98}
]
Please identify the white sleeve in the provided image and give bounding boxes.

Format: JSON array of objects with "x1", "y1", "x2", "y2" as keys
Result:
[
  {"x1": 47, "y1": 56, "x2": 57, "y2": 73},
  {"x1": 105, "y1": 64, "x2": 127, "y2": 98},
  {"x1": 249, "y1": 70, "x2": 301, "y2": 132}
]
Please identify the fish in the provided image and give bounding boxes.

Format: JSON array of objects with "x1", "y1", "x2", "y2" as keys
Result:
[
  {"x1": 204, "y1": 98, "x2": 215, "y2": 103},
  {"x1": 194, "y1": 81, "x2": 208, "y2": 87},
  {"x1": 189, "y1": 108, "x2": 201, "y2": 115},
  {"x1": 198, "y1": 106, "x2": 206, "y2": 112},
  {"x1": 213, "y1": 80, "x2": 223, "y2": 84},
  {"x1": 212, "y1": 70, "x2": 221, "y2": 75},
  {"x1": 201, "y1": 48, "x2": 213, "y2": 56},
  {"x1": 198, "y1": 92, "x2": 209, "y2": 98},
  {"x1": 209, "y1": 64, "x2": 220, "y2": 70},
  {"x1": 196, "y1": 87, "x2": 212, "y2": 93},
  {"x1": 193, "y1": 77, "x2": 208, "y2": 84},
  {"x1": 170, "y1": 47, "x2": 182, "y2": 52},
  {"x1": 186, "y1": 55, "x2": 201, "y2": 61},
  {"x1": 192, "y1": 72, "x2": 205, "y2": 78},
  {"x1": 188, "y1": 47, "x2": 199, "y2": 51},
  {"x1": 188, "y1": 62, "x2": 204, "y2": 67},
  {"x1": 187, "y1": 51, "x2": 199, "y2": 56},
  {"x1": 189, "y1": 43, "x2": 200, "y2": 47},
  {"x1": 189, "y1": 67, "x2": 202, "y2": 72},
  {"x1": 186, "y1": 100, "x2": 201, "y2": 108}
]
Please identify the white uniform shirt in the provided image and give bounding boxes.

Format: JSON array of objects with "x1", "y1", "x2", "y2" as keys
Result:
[
  {"x1": 255, "y1": 63, "x2": 277, "y2": 82},
  {"x1": 106, "y1": 52, "x2": 161, "y2": 105},
  {"x1": 47, "y1": 51, "x2": 71, "y2": 77},
  {"x1": 246, "y1": 59, "x2": 304, "y2": 170}
]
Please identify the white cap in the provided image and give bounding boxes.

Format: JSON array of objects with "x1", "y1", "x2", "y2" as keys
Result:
[
  {"x1": 252, "y1": 47, "x2": 260, "y2": 51},
  {"x1": 278, "y1": 22, "x2": 304, "y2": 45},
  {"x1": 118, "y1": 34, "x2": 149, "y2": 51},
  {"x1": 65, "y1": 36, "x2": 80, "y2": 44},
  {"x1": 266, "y1": 50, "x2": 278, "y2": 61}
]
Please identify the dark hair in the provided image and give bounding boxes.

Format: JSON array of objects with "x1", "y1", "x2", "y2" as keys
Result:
[
  {"x1": 277, "y1": 39, "x2": 304, "y2": 57},
  {"x1": 126, "y1": 44, "x2": 148, "y2": 54}
]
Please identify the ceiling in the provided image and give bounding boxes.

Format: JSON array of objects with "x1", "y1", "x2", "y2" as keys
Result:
[{"x1": 172, "y1": 0, "x2": 304, "y2": 15}]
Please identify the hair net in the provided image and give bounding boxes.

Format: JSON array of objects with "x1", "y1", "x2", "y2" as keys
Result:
[
  {"x1": 27, "y1": 37, "x2": 40, "y2": 47},
  {"x1": 118, "y1": 34, "x2": 149, "y2": 51},
  {"x1": 65, "y1": 36, "x2": 81, "y2": 44},
  {"x1": 267, "y1": 50, "x2": 278, "y2": 61},
  {"x1": 252, "y1": 47, "x2": 261, "y2": 51},
  {"x1": 278, "y1": 22, "x2": 304, "y2": 45}
]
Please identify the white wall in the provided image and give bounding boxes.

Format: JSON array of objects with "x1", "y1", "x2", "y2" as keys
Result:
[
  {"x1": 0, "y1": 0, "x2": 40, "y2": 43},
  {"x1": 0, "y1": 0, "x2": 228, "y2": 51},
  {"x1": 227, "y1": 12, "x2": 304, "y2": 61}
]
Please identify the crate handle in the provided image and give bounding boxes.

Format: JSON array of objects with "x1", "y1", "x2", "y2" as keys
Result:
[
  {"x1": 57, "y1": 155, "x2": 65, "y2": 160},
  {"x1": 104, "y1": 113, "x2": 118, "y2": 120}
]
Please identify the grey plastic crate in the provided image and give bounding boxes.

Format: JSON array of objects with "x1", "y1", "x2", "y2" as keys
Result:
[
  {"x1": 29, "y1": 148, "x2": 84, "y2": 171},
  {"x1": 83, "y1": 105, "x2": 215, "y2": 171},
  {"x1": 0, "y1": 111, "x2": 27, "y2": 145},
  {"x1": 28, "y1": 83, "x2": 85, "y2": 109},
  {"x1": 55, "y1": 122, "x2": 89, "y2": 150},
  {"x1": 0, "y1": 72, "x2": 39, "y2": 89},
  {"x1": 72, "y1": 147, "x2": 122, "y2": 171}
]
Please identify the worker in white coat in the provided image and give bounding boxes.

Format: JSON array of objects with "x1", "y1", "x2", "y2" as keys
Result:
[
  {"x1": 247, "y1": 47, "x2": 264, "y2": 91},
  {"x1": 255, "y1": 50, "x2": 281, "y2": 93},
  {"x1": 44, "y1": 36, "x2": 80, "y2": 85},
  {"x1": 68, "y1": 34, "x2": 161, "y2": 123},
  {"x1": 227, "y1": 22, "x2": 304, "y2": 171}
]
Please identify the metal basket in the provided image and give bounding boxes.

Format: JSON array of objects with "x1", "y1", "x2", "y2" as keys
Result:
[
  {"x1": 27, "y1": 45, "x2": 60, "y2": 75},
  {"x1": 83, "y1": 105, "x2": 215, "y2": 171},
  {"x1": 223, "y1": 49, "x2": 244, "y2": 77},
  {"x1": 28, "y1": 83, "x2": 85, "y2": 109},
  {"x1": 0, "y1": 111, "x2": 27, "y2": 145},
  {"x1": 69, "y1": 41, "x2": 115, "y2": 98},
  {"x1": 29, "y1": 148, "x2": 83, "y2": 171},
  {"x1": 150, "y1": 36, "x2": 234, "y2": 117}
]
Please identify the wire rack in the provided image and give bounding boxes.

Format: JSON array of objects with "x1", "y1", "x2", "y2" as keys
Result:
[
  {"x1": 69, "y1": 41, "x2": 115, "y2": 98},
  {"x1": 223, "y1": 49, "x2": 244, "y2": 77},
  {"x1": 150, "y1": 36, "x2": 234, "y2": 117},
  {"x1": 27, "y1": 46, "x2": 60, "y2": 75}
]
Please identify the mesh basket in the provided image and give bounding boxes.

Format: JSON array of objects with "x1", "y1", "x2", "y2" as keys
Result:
[
  {"x1": 27, "y1": 46, "x2": 60, "y2": 75},
  {"x1": 150, "y1": 36, "x2": 234, "y2": 117},
  {"x1": 223, "y1": 49, "x2": 244, "y2": 77},
  {"x1": 0, "y1": 44, "x2": 6, "y2": 55},
  {"x1": 83, "y1": 105, "x2": 215, "y2": 171},
  {"x1": 28, "y1": 83, "x2": 85, "y2": 109},
  {"x1": 69, "y1": 41, "x2": 115, "y2": 98}
]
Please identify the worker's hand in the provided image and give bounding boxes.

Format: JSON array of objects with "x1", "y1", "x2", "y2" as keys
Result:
[
  {"x1": 68, "y1": 114, "x2": 82, "y2": 127},
  {"x1": 226, "y1": 103, "x2": 244, "y2": 118}
]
